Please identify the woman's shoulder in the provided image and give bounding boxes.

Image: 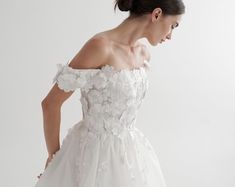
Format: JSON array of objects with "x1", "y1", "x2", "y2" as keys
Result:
[{"x1": 68, "y1": 33, "x2": 112, "y2": 70}]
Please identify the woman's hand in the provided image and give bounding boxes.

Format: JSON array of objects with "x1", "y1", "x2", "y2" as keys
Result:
[
  {"x1": 45, "y1": 155, "x2": 53, "y2": 169},
  {"x1": 37, "y1": 155, "x2": 54, "y2": 179}
]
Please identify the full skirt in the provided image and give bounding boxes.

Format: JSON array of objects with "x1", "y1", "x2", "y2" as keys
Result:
[{"x1": 34, "y1": 120, "x2": 167, "y2": 187}]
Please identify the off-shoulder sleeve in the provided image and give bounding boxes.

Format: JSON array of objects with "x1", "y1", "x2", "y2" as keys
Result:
[{"x1": 52, "y1": 63, "x2": 100, "y2": 92}]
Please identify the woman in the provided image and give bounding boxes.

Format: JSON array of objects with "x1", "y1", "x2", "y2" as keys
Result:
[{"x1": 35, "y1": 0, "x2": 185, "y2": 186}]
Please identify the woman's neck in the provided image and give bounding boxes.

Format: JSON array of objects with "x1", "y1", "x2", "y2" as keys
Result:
[{"x1": 107, "y1": 15, "x2": 149, "y2": 47}]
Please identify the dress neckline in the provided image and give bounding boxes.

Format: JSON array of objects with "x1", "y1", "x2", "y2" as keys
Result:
[{"x1": 63, "y1": 60, "x2": 150, "y2": 73}]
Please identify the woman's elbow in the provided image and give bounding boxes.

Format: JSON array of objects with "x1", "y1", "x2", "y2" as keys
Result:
[{"x1": 41, "y1": 98, "x2": 62, "y2": 110}]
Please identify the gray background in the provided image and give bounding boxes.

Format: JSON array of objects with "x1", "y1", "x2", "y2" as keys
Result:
[{"x1": 0, "y1": 0, "x2": 234, "y2": 186}]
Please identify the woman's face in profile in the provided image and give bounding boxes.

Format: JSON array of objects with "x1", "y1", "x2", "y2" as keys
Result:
[
  {"x1": 158, "y1": 15, "x2": 182, "y2": 43},
  {"x1": 147, "y1": 9, "x2": 183, "y2": 45}
]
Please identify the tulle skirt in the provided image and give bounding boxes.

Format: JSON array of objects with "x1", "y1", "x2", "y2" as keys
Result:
[{"x1": 34, "y1": 119, "x2": 167, "y2": 187}]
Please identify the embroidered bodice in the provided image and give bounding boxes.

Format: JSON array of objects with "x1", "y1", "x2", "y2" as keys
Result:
[{"x1": 52, "y1": 60, "x2": 150, "y2": 136}]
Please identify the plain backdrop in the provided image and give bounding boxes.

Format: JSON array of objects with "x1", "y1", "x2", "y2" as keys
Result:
[{"x1": 0, "y1": 0, "x2": 235, "y2": 186}]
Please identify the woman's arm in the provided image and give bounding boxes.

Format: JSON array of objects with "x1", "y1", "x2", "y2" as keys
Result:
[
  {"x1": 41, "y1": 86, "x2": 74, "y2": 157},
  {"x1": 40, "y1": 36, "x2": 111, "y2": 158}
]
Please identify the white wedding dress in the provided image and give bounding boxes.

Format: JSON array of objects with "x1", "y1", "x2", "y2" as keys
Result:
[{"x1": 34, "y1": 60, "x2": 167, "y2": 187}]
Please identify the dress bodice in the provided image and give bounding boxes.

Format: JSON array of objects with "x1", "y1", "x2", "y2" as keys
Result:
[
  {"x1": 52, "y1": 60, "x2": 151, "y2": 136},
  {"x1": 35, "y1": 60, "x2": 168, "y2": 187}
]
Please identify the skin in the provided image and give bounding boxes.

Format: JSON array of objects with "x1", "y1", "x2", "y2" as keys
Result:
[{"x1": 38, "y1": 7, "x2": 183, "y2": 179}]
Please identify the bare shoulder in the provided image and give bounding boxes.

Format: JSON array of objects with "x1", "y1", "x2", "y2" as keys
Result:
[
  {"x1": 68, "y1": 34, "x2": 111, "y2": 69},
  {"x1": 42, "y1": 35, "x2": 112, "y2": 106},
  {"x1": 139, "y1": 43, "x2": 151, "y2": 62}
]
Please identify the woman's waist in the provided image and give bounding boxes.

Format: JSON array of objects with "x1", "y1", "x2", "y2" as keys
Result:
[{"x1": 81, "y1": 114, "x2": 137, "y2": 136}]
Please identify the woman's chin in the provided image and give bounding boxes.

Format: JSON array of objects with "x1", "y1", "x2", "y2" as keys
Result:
[
  {"x1": 154, "y1": 41, "x2": 161, "y2": 46},
  {"x1": 148, "y1": 38, "x2": 161, "y2": 46}
]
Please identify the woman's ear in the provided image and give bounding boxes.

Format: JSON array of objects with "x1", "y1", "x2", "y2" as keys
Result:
[{"x1": 152, "y1": 7, "x2": 162, "y2": 22}]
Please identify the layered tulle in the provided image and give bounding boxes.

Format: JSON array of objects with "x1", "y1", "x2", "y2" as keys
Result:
[{"x1": 34, "y1": 120, "x2": 167, "y2": 187}]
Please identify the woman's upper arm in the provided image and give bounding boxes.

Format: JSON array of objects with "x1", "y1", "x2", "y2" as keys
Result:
[
  {"x1": 42, "y1": 36, "x2": 111, "y2": 106},
  {"x1": 41, "y1": 84, "x2": 74, "y2": 107}
]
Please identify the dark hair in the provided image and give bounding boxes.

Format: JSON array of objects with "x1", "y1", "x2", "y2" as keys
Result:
[{"x1": 114, "y1": 0, "x2": 185, "y2": 17}]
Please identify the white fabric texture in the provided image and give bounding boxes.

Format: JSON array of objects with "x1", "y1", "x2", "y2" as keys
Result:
[{"x1": 34, "y1": 60, "x2": 167, "y2": 187}]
